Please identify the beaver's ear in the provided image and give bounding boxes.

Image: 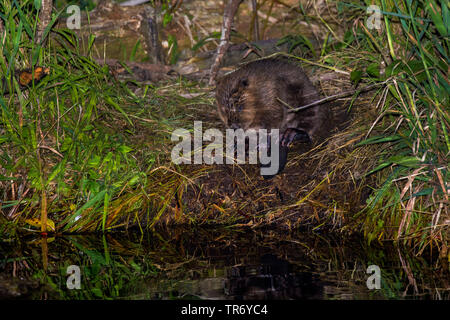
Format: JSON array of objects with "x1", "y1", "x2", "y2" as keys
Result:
[{"x1": 239, "y1": 77, "x2": 249, "y2": 88}]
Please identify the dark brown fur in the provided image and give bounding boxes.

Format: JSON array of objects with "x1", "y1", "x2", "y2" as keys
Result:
[
  {"x1": 215, "y1": 58, "x2": 331, "y2": 178},
  {"x1": 215, "y1": 58, "x2": 330, "y2": 143}
]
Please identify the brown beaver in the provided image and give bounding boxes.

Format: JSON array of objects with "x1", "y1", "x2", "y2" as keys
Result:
[{"x1": 215, "y1": 58, "x2": 330, "y2": 178}]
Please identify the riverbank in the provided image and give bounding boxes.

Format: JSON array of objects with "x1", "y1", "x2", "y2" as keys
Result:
[{"x1": 0, "y1": 0, "x2": 448, "y2": 258}]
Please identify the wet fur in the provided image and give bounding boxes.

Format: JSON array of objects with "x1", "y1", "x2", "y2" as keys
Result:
[
  {"x1": 216, "y1": 58, "x2": 330, "y2": 142},
  {"x1": 215, "y1": 58, "x2": 331, "y2": 177}
]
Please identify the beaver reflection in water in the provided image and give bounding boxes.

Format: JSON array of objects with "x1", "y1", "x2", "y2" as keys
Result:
[{"x1": 215, "y1": 58, "x2": 330, "y2": 178}]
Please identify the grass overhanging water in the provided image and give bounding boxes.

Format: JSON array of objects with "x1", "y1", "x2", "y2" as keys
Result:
[{"x1": 0, "y1": 0, "x2": 448, "y2": 258}]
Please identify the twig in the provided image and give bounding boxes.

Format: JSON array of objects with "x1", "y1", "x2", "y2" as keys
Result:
[
  {"x1": 120, "y1": 0, "x2": 150, "y2": 6},
  {"x1": 35, "y1": 0, "x2": 53, "y2": 45},
  {"x1": 189, "y1": 16, "x2": 219, "y2": 48},
  {"x1": 257, "y1": 52, "x2": 349, "y2": 75},
  {"x1": 181, "y1": 14, "x2": 194, "y2": 47},
  {"x1": 0, "y1": 16, "x2": 4, "y2": 39},
  {"x1": 250, "y1": 0, "x2": 260, "y2": 41},
  {"x1": 145, "y1": 5, "x2": 165, "y2": 64},
  {"x1": 261, "y1": 0, "x2": 274, "y2": 38},
  {"x1": 289, "y1": 80, "x2": 390, "y2": 113},
  {"x1": 209, "y1": 0, "x2": 243, "y2": 86}
]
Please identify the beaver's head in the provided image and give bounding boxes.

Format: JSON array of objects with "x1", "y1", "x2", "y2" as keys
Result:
[{"x1": 216, "y1": 74, "x2": 256, "y2": 130}]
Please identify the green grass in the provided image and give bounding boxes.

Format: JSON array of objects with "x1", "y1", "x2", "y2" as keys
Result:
[
  {"x1": 333, "y1": 0, "x2": 449, "y2": 251},
  {"x1": 0, "y1": 0, "x2": 205, "y2": 234},
  {"x1": 0, "y1": 0, "x2": 448, "y2": 256}
]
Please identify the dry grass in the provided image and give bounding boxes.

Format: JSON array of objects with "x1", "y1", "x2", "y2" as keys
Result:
[{"x1": 144, "y1": 65, "x2": 381, "y2": 236}]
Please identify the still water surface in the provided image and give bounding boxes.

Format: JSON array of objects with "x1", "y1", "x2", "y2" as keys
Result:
[{"x1": 0, "y1": 227, "x2": 448, "y2": 299}]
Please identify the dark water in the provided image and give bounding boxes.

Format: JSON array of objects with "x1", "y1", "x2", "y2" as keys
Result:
[{"x1": 0, "y1": 227, "x2": 448, "y2": 300}]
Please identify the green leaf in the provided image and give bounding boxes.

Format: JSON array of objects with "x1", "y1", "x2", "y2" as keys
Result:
[
  {"x1": 388, "y1": 155, "x2": 421, "y2": 167},
  {"x1": 350, "y1": 69, "x2": 363, "y2": 85},
  {"x1": 385, "y1": 60, "x2": 402, "y2": 77},
  {"x1": 163, "y1": 12, "x2": 173, "y2": 27},
  {"x1": 88, "y1": 155, "x2": 101, "y2": 167},
  {"x1": 426, "y1": 1, "x2": 447, "y2": 37},
  {"x1": 13, "y1": 1, "x2": 34, "y2": 38},
  {"x1": 102, "y1": 152, "x2": 113, "y2": 164},
  {"x1": 412, "y1": 187, "x2": 434, "y2": 197},
  {"x1": 105, "y1": 97, "x2": 132, "y2": 126},
  {"x1": 192, "y1": 32, "x2": 221, "y2": 51},
  {"x1": 130, "y1": 39, "x2": 141, "y2": 62},
  {"x1": 365, "y1": 162, "x2": 392, "y2": 176},
  {"x1": 61, "y1": 137, "x2": 73, "y2": 152},
  {"x1": 46, "y1": 161, "x2": 64, "y2": 185},
  {"x1": 276, "y1": 35, "x2": 293, "y2": 46},
  {"x1": 118, "y1": 145, "x2": 132, "y2": 155},
  {"x1": 167, "y1": 34, "x2": 180, "y2": 65},
  {"x1": 0, "y1": 135, "x2": 8, "y2": 144},
  {"x1": 366, "y1": 63, "x2": 380, "y2": 78},
  {"x1": 31, "y1": 47, "x2": 42, "y2": 67},
  {"x1": 62, "y1": 189, "x2": 107, "y2": 230},
  {"x1": 405, "y1": 60, "x2": 427, "y2": 82},
  {"x1": 87, "y1": 34, "x2": 96, "y2": 54},
  {"x1": 83, "y1": 124, "x2": 95, "y2": 131},
  {"x1": 102, "y1": 192, "x2": 110, "y2": 231},
  {"x1": 128, "y1": 174, "x2": 141, "y2": 186},
  {"x1": 34, "y1": 0, "x2": 42, "y2": 10},
  {"x1": 356, "y1": 135, "x2": 401, "y2": 146}
]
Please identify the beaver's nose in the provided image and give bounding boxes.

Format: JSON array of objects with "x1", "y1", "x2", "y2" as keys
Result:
[{"x1": 230, "y1": 123, "x2": 240, "y2": 130}]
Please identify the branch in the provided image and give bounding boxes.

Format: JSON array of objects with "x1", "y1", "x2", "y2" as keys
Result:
[
  {"x1": 250, "y1": 0, "x2": 260, "y2": 41},
  {"x1": 208, "y1": 0, "x2": 242, "y2": 86},
  {"x1": 0, "y1": 16, "x2": 4, "y2": 39},
  {"x1": 288, "y1": 80, "x2": 390, "y2": 113},
  {"x1": 35, "y1": 0, "x2": 53, "y2": 45}
]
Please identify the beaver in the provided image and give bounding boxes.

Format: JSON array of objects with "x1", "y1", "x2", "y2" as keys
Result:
[{"x1": 215, "y1": 58, "x2": 330, "y2": 178}]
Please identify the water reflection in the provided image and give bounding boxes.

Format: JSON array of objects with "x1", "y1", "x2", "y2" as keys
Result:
[
  {"x1": 224, "y1": 254, "x2": 323, "y2": 299},
  {"x1": 0, "y1": 228, "x2": 448, "y2": 299}
]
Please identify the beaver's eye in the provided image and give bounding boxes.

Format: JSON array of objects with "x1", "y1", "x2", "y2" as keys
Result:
[
  {"x1": 237, "y1": 104, "x2": 244, "y2": 112},
  {"x1": 240, "y1": 78, "x2": 249, "y2": 87}
]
